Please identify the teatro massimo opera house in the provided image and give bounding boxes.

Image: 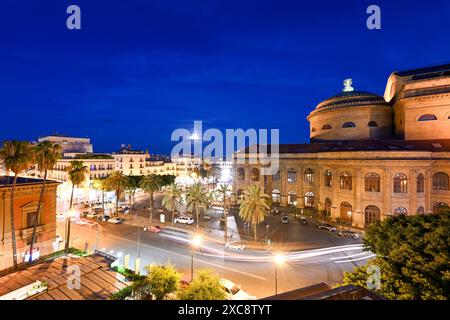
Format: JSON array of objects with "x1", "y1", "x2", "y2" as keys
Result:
[{"x1": 232, "y1": 64, "x2": 450, "y2": 228}]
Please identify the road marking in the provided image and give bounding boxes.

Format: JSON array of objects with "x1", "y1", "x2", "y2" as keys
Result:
[
  {"x1": 330, "y1": 251, "x2": 371, "y2": 260},
  {"x1": 333, "y1": 254, "x2": 376, "y2": 264}
]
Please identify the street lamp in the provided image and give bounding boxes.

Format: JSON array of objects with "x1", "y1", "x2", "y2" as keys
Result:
[
  {"x1": 265, "y1": 225, "x2": 270, "y2": 243},
  {"x1": 191, "y1": 235, "x2": 202, "y2": 281},
  {"x1": 274, "y1": 253, "x2": 285, "y2": 295},
  {"x1": 64, "y1": 209, "x2": 76, "y2": 254}
]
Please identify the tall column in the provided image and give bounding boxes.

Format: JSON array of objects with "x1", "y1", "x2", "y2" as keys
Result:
[
  {"x1": 354, "y1": 170, "x2": 364, "y2": 227},
  {"x1": 331, "y1": 168, "x2": 339, "y2": 220},
  {"x1": 298, "y1": 165, "x2": 304, "y2": 208},
  {"x1": 409, "y1": 169, "x2": 417, "y2": 215},
  {"x1": 383, "y1": 169, "x2": 392, "y2": 219},
  {"x1": 316, "y1": 167, "x2": 322, "y2": 211},
  {"x1": 281, "y1": 166, "x2": 288, "y2": 206},
  {"x1": 424, "y1": 169, "x2": 432, "y2": 213}
]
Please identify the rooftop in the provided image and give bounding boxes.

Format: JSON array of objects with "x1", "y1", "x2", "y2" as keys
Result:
[
  {"x1": 394, "y1": 63, "x2": 450, "y2": 79},
  {"x1": 0, "y1": 176, "x2": 59, "y2": 187},
  {"x1": 238, "y1": 139, "x2": 450, "y2": 154}
]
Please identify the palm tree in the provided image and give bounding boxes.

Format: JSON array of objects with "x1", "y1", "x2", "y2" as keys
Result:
[
  {"x1": 66, "y1": 160, "x2": 88, "y2": 254},
  {"x1": 66, "y1": 160, "x2": 88, "y2": 210},
  {"x1": 140, "y1": 174, "x2": 162, "y2": 224},
  {"x1": 105, "y1": 171, "x2": 128, "y2": 216},
  {"x1": 162, "y1": 183, "x2": 183, "y2": 224},
  {"x1": 217, "y1": 183, "x2": 230, "y2": 242},
  {"x1": 125, "y1": 176, "x2": 141, "y2": 215},
  {"x1": 238, "y1": 185, "x2": 270, "y2": 242},
  {"x1": 28, "y1": 141, "x2": 61, "y2": 263},
  {"x1": 92, "y1": 178, "x2": 109, "y2": 212},
  {"x1": 186, "y1": 182, "x2": 210, "y2": 228},
  {"x1": 0, "y1": 141, "x2": 33, "y2": 268}
]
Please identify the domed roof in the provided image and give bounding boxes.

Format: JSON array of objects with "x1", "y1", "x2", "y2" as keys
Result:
[{"x1": 313, "y1": 79, "x2": 389, "y2": 112}]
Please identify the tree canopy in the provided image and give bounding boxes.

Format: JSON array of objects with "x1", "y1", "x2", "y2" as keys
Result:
[
  {"x1": 342, "y1": 212, "x2": 450, "y2": 300},
  {"x1": 179, "y1": 269, "x2": 226, "y2": 300}
]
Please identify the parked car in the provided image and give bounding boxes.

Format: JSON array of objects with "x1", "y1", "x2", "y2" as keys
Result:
[
  {"x1": 108, "y1": 218, "x2": 123, "y2": 224},
  {"x1": 174, "y1": 216, "x2": 195, "y2": 225},
  {"x1": 271, "y1": 208, "x2": 280, "y2": 216},
  {"x1": 298, "y1": 216, "x2": 307, "y2": 224},
  {"x1": 145, "y1": 225, "x2": 161, "y2": 233},
  {"x1": 102, "y1": 215, "x2": 111, "y2": 222},
  {"x1": 80, "y1": 211, "x2": 89, "y2": 218},
  {"x1": 225, "y1": 241, "x2": 246, "y2": 251},
  {"x1": 318, "y1": 223, "x2": 337, "y2": 232},
  {"x1": 87, "y1": 212, "x2": 99, "y2": 219},
  {"x1": 219, "y1": 279, "x2": 256, "y2": 300},
  {"x1": 338, "y1": 230, "x2": 360, "y2": 239},
  {"x1": 281, "y1": 215, "x2": 289, "y2": 224}
]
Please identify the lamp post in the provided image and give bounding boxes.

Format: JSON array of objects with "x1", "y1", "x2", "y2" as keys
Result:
[
  {"x1": 274, "y1": 254, "x2": 284, "y2": 295},
  {"x1": 64, "y1": 209, "x2": 76, "y2": 254},
  {"x1": 191, "y1": 235, "x2": 202, "y2": 281},
  {"x1": 266, "y1": 225, "x2": 270, "y2": 243},
  {"x1": 347, "y1": 211, "x2": 352, "y2": 230}
]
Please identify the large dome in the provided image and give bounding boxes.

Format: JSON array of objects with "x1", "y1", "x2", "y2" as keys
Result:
[{"x1": 307, "y1": 79, "x2": 393, "y2": 142}]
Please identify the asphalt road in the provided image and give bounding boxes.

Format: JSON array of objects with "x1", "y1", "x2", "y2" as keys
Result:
[{"x1": 58, "y1": 216, "x2": 374, "y2": 299}]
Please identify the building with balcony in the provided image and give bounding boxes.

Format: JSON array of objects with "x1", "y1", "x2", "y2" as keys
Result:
[{"x1": 233, "y1": 64, "x2": 450, "y2": 228}]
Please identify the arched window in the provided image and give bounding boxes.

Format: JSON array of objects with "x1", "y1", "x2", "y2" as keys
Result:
[
  {"x1": 304, "y1": 168, "x2": 314, "y2": 184},
  {"x1": 342, "y1": 122, "x2": 356, "y2": 128},
  {"x1": 417, "y1": 173, "x2": 425, "y2": 193},
  {"x1": 237, "y1": 168, "x2": 245, "y2": 181},
  {"x1": 311, "y1": 127, "x2": 316, "y2": 132},
  {"x1": 324, "y1": 170, "x2": 332, "y2": 187},
  {"x1": 417, "y1": 206, "x2": 425, "y2": 214},
  {"x1": 288, "y1": 191, "x2": 297, "y2": 205},
  {"x1": 287, "y1": 168, "x2": 297, "y2": 183},
  {"x1": 324, "y1": 198, "x2": 332, "y2": 213},
  {"x1": 365, "y1": 205, "x2": 380, "y2": 226},
  {"x1": 304, "y1": 192, "x2": 314, "y2": 208},
  {"x1": 433, "y1": 202, "x2": 449, "y2": 214},
  {"x1": 418, "y1": 114, "x2": 437, "y2": 121},
  {"x1": 394, "y1": 207, "x2": 407, "y2": 216},
  {"x1": 340, "y1": 202, "x2": 352, "y2": 221},
  {"x1": 272, "y1": 170, "x2": 280, "y2": 181},
  {"x1": 367, "y1": 121, "x2": 378, "y2": 127},
  {"x1": 251, "y1": 168, "x2": 260, "y2": 182},
  {"x1": 393, "y1": 173, "x2": 408, "y2": 193},
  {"x1": 365, "y1": 173, "x2": 380, "y2": 192},
  {"x1": 432, "y1": 172, "x2": 449, "y2": 190},
  {"x1": 340, "y1": 171, "x2": 352, "y2": 190},
  {"x1": 322, "y1": 124, "x2": 332, "y2": 130},
  {"x1": 272, "y1": 189, "x2": 281, "y2": 204}
]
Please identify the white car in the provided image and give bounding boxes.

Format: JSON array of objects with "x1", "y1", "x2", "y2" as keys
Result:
[
  {"x1": 174, "y1": 216, "x2": 195, "y2": 225},
  {"x1": 225, "y1": 241, "x2": 245, "y2": 251},
  {"x1": 87, "y1": 212, "x2": 99, "y2": 218},
  {"x1": 108, "y1": 218, "x2": 123, "y2": 224},
  {"x1": 219, "y1": 279, "x2": 256, "y2": 300}
]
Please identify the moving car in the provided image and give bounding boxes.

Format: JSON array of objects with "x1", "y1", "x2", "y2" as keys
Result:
[
  {"x1": 225, "y1": 241, "x2": 245, "y2": 251},
  {"x1": 80, "y1": 211, "x2": 90, "y2": 218},
  {"x1": 108, "y1": 218, "x2": 123, "y2": 224},
  {"x1": 219, "y1": 279, "x2": 256, "y2": 300},
  {"x1": 338, "y1": 230, "x2": 360, "y2": 239},
  {"x1": 281, "y1": 215, "x2": 289, "y2": 224},
  {"x1": 146, "y1": 225, "x2": 161, "y2": 233},
  {"x1": 298, "y1": 216, "x2": 307, "y2": 224},
  {"x1": 271, "y1": 208, "x2": 280, "y2": 216},
  {"x1": 318, "y1": 223, "x2": 337, "y2": 232},
  {"x1": 174, "y1": 216, "x2": 195, "y2": 225},
  {"x1": 87, "y1": 212, "x2": 99, "y2": 219}
]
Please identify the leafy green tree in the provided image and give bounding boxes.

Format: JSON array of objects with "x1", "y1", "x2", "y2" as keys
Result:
[
  {"x1": 105, "y1": 171, "x2": 128, "y2": 216},
  {"x1": 179, "y1": 269, "x2": 226, "y2": 300},
  {"x1": 186, "y1": 182, "x2": 210, "y2": 228},
  {"x1": 159, "y1": 174, "x2": 176, "y2": 186},
  {"x1": 140, "y1": 174, "x2": 163, "y2": 224},
  {"x1": 0, "y1": 140, "x2": 34, "y2": 268},
  {"x1": 238, "y1": 185, "x2": 270, "y2": 242},
  {"x1": 125, "y1": 175, "x2": 141, "y2": 212},
  {"x1": 145, "y1": 263, "x2": 181, "y2": 300},
  {"x1": 342, "y1": 212, "x2": 450, "y2": 300},
  {"x1": 162, "y1": 183, "x2": 184, "y2": 224},
  {"x1": 28, "y1": 141, "x2": 62, "y2": 262}
]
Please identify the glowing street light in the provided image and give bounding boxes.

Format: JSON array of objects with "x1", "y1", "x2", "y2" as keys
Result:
[
  {"x1": 347, "y1": 211, "x2": 352, "y2": 230},
  {"x1": 274, "y1": 253, "x2": 285, "y2": 295},
  {"x1": 191, "y1": 235, "x2": 202, "y2": 281}
]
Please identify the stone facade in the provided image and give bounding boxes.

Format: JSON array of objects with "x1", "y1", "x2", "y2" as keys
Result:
[{"x1": 233, "y1": 65, "x2": 450, "y2": 228}]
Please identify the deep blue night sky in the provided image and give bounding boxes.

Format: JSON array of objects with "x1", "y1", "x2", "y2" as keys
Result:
[{"x1": 1, "y1": 0, "x2": 449, "y2": 154}]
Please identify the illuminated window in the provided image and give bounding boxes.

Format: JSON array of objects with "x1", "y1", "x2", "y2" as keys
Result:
[
  {"x1": 304, "y1": 168, "x2": 314, "y2": 184},
  {"x1": 394, "y1": 207, "x2": 407, "y2": 216},
  {"x1": 304, "y1": 192, "x2": 314, "y2": 208},
  {"x1": 393, "y1": 173, "x2": 408, "y2": 193},
  {"x1": 272, "y1": 189, "x2": 281, "y2": 204},
  {"x1": 324, "y1": 170, "x2": 332, "y2": 187},
  {"x1": 432, "y1": 172, "x2": 449, "y2": 190},
  {"x1": 367, "y1": 121, "x2": 378, "y2": 127},
  {"x1": 272, "y1": 170, "x2": 280, "y2": 181},
  {"x1": 237, "y1": 168, "x2": 245, "y2": 181},
  {"x1": 416, "y1": 206, "x2": 425, "y2": 214},
  {"x1": 417, "y1": 173, "x2": 425, "y2": 193},
  {"x1": 365, "y1": 173, "x2": 380, "y2": 192},
  {"x1": 365, "y1": 205, "x2": 380, "y2": 225},
  {"x1": 288, "y1": 191, "x2": 297, "y2": 205},
  {"x1": 287, "y1": 168, "x2": 297, "y2": 183},
  {"x1": 418, "y1": 114, "x2": 437, "y2": 121},
  {"x1": 311, "y1": 127, "x2": 316, "y2": 132},
  {"x1": 340, "y1": 171, "x2": 352, "y2": 190},
  {"x1": 342, "y1": 122, "x2": 356, "y2": 128},
  {"x1": 322, "y1": 124, "x2": 332, "y2": 130}
]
